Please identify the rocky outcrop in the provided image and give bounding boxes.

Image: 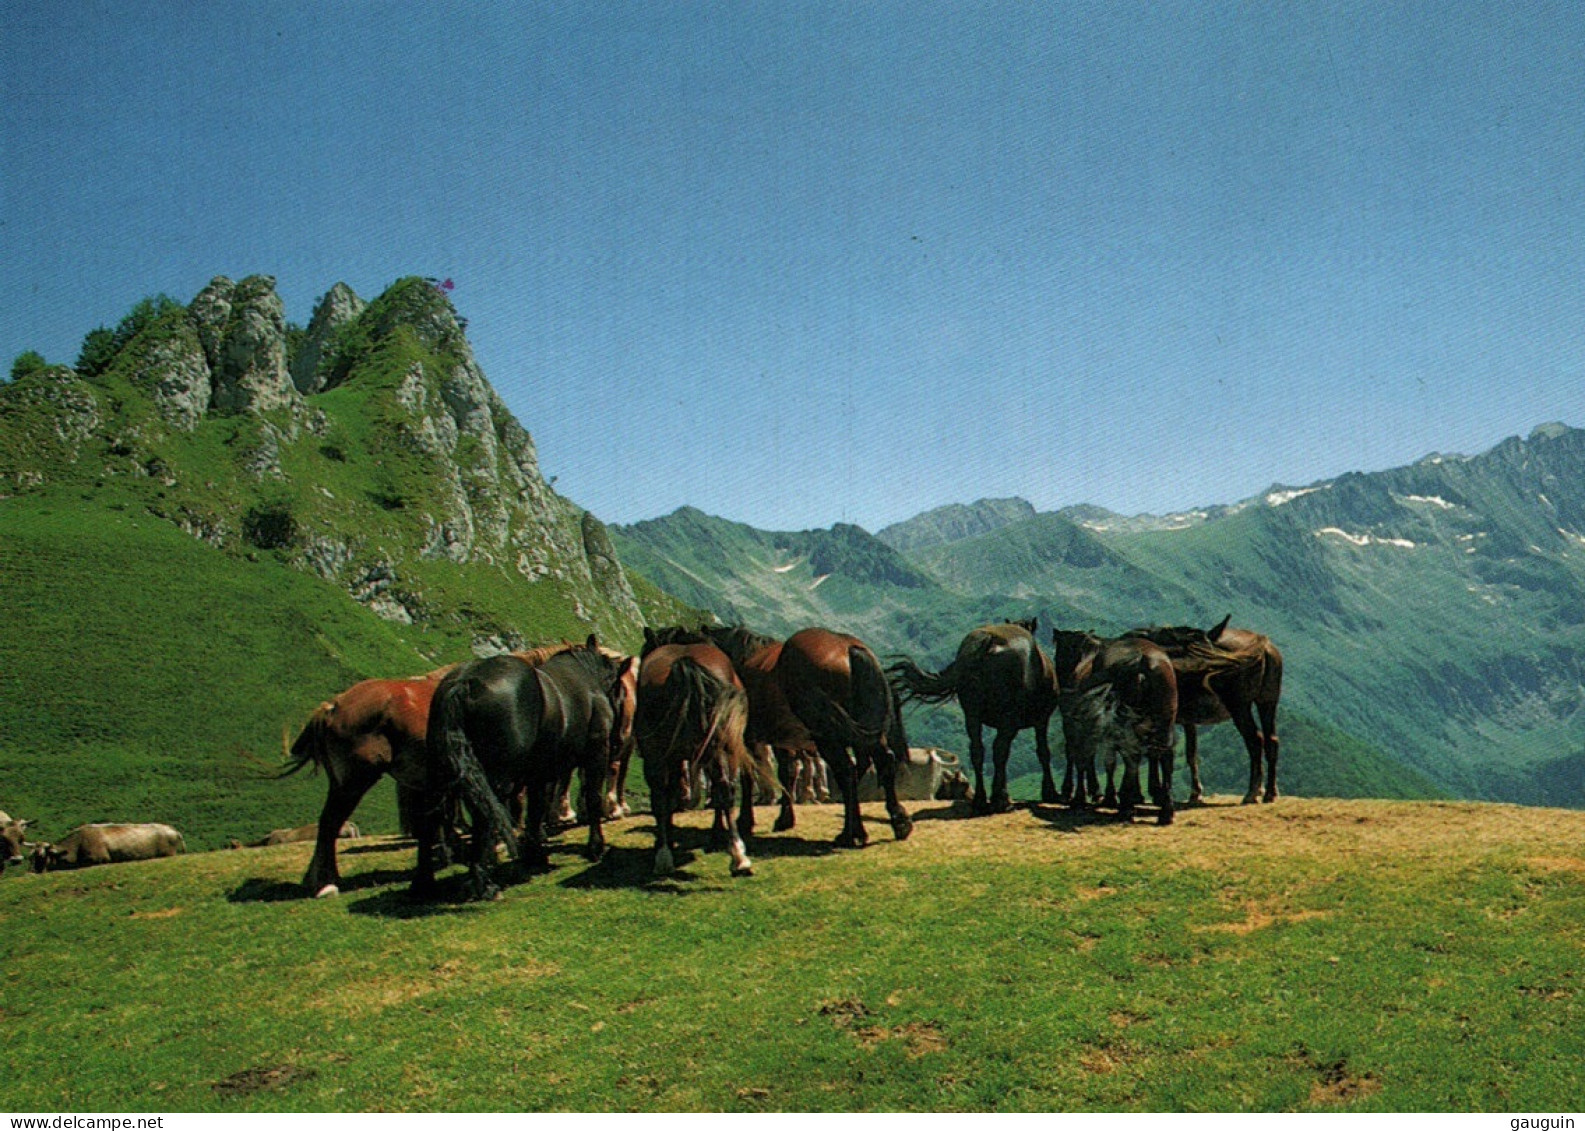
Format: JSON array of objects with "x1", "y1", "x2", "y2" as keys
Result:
[
  {"x1": 201, "y1": 276, "x2": 298, "y2": 415},
  {"x1": 291, "y1": 283, "x2": 365, "y2": 394},
  {"x1": 134, "y1": 320, "x2": 212, "y2": 431}
]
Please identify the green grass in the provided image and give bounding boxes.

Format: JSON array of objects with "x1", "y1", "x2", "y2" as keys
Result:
[
  {"x1": 2, "y1": 797, "x2": 1580, "y2": 1111},
  {"x1": 0, "y1": 490, "x2": 444, "y2": 848}
]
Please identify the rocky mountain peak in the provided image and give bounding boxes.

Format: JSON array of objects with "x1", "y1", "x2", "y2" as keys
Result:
[{"x1": 291, "y1": 282, "x2": 366, "y2": 394}]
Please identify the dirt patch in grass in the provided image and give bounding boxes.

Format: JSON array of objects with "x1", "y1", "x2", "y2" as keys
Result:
[
  {"x1": 1308, "y1": 1059, "x2": 1381, "y2": 1106},
  {"x1": 854, "y1": 1021, "x2": 947, "y2": 1057},
  {"x1": 129, "y1": 907, "x2": 182, "y2": 919},
  {"x1": 213, "y1": 1064, "x2": 317, "y2": 1097},
  {"x1": 1525, "y1": 856, "x2": 1585, "y2": 874},
  {"x1": 818, "y1": 997, "x2": 873, "y2": 1028},
  {"x1": 1195, "y1": 902, "x2": 1332, "y2": 935}
]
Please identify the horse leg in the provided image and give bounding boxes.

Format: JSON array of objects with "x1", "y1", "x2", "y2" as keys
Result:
[
  {"x1": 1035, "y1": 713, "x2": 1060, "y2": 804},
  {"x1": 1259, "y1": 699, "x2": 1281, "y2": 803},
  {"x1": 1103, "y1": 762, "x2": 1119, "y2": 810},
  {"x1": 990, "y1": 728, "x2": 1015, "y2": 813},
  {"x1": 965, "y1": 712, "x2": 990, "y2": 815},
  {"x1": 461, "y1": 793, "x2": 502, "y2": 902},
  {"x1": 712, "y1": 769, "x2": 754, "y2": 876},
  {"x1": 1183, "y1": 724, "x2": 1204, "y2": 804},
  {"x1": 1118, "y1": 755, "x2": 1143, "y2": 823},
  {"x1": 304, "y1": 766, "x2": 379, "y2": 897},
  {"x1": 824, "y1": 744, "x2": 866, "y2": 848},
  {"x1": 1231, "y1": 704, "x2": 1264, "y2": 805},
  {"x1": 870, "y1": 740, "x2": 914, "y2": 841},
  {"x1": 1152, "y1": 742, "x2": 1176, "y2": 826},
  {"x1": 813, "y1": 754, "x2": 832, "y2": 802},
  {"x1": 643, "y1": 756, "x2": 677, "y2": 875},
  {"x1": 408, "y1": 794, "x2": 444, "y2": 901},
  {"x1": 730, "y1": 768, "x2": 751, "y2": 840},
  {"x1": 773, "y1": 746, "x2": 797, "y2": 832},
  {"x1": 551, "y1": 769, "x2": 576, "y2": 827},
  {"x1": 519, "y1": 780, "x2": 552, "y2": 872},
  {"x1": 581, "y1": 756, "x2": 607, "y2": 863}
]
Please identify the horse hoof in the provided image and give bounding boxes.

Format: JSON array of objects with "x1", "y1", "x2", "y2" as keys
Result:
[
  {"x1": 313, "y1": 884, "x2": 339, "y2": 899},
  {"x1": 731, "y1": 859, "x2": 754, "y2": 877},
  {"x1": 891, "y1": 814, "x2": 914, "y2": 842},
  {"x1": 773, "y1": 813, "x2": 794, "y2": 832},
  {"x1": 1157, "y1": 810, "x2": 1175, "y2": 827},
  {"x1": 1264, "y1": 792, "x2": 1279, "y2": 804},
  {"x1": 991, "y1": 795, "x2": 1012, "y2": 814},
  {"x1": 1042, "y1": 787, "x2": 1060, "y2": 805},
  {"x1": 1241, "y1": 793, "x2": 1259, "y2": 805},
  {"x1": 654, "y1": 847, "x2": 675, "y2": 876}
]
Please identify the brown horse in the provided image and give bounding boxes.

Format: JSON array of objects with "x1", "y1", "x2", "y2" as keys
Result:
[
  {"x1": 653, "y1": 625, "x2": 914, "y2": 848},
  {"x1": 888, "y1": 618, "x2": 1062, "y2": 813},
  {"x1": 636, "y1": 636, "x2": 756, "y2": 877},
  {"x1": 647, "y1": 625, "x2": 810, "y2": 832},
  {"x1": 1048, "y1": 629, "x2": 1180, "y2": 825},
  {"x1": 281, "y1": 674, "x2": 440, "y2": 897},
  {"x1": 1126, "y1": 616, "x2": 1284, "y2": 804}
]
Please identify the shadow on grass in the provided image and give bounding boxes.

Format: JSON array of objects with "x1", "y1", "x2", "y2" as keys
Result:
[{"x1": 226, "y1": 867, "x2": 414, "y2": 904}]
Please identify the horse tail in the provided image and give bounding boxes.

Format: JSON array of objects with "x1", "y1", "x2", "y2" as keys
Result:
[
  {"x1": 275, "y1": 705, "x2": 333, "y2": 779},
  {"x1": 428, "y1": 676, "x2": 521, "y2": 861},
  {"x1": 885, "y1": 655, "x2": 960, "y2": 706},
  {"x1": 1059, "y1": 683, "x2": 1143, "y2": 774},
  {"x1": 788, "y1": 646, "x2": 891, "y2": 752}
]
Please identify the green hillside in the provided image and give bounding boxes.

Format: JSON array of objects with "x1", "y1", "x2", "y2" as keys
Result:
[{"x1": 0, "y1": 276, "x2": 698, "y2": 847}]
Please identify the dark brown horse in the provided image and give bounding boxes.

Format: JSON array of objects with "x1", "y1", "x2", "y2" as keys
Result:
[
  {"x1": 888, "y1": 618, "x2": 1062, "y2": 813},
  {"x1": 636, "y1": 635, "x2": 756, "y2": 877},
  {"x1": 654, "y1": 624, "x2": 914, "y2": 848},
  {"x1": 414, "y1": 637, "x2": 635, "y2": 901},
  {"x1": 1048, "y1": 629, "x2": 1180, "y2": 825},
  {"x1": 1126, "y1": 616, "x2": 1284, "y2": 804}
]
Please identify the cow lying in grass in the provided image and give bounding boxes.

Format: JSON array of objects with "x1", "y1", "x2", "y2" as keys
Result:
[
  {"x1": 2, "y1": 811, "x2": 34, "y2": 873},
  {"x1": 228, "y1": 822, "x2": 360, "y2": 849},
  {"x1": 30, "y1": 823, "x2": 186, "y2": 872}
]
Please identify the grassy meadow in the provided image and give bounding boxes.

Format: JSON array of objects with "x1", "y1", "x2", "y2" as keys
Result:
[{"x1": 2, "y1": 795, "x2": 1582, "y2": 1112}]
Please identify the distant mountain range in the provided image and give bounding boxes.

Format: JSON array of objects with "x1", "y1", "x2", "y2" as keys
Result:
[{"x1": 614, "y1": 423, "x2": 1585, "y2": 809}]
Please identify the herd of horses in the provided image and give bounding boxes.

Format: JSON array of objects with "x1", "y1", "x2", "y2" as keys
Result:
[{"x1": 277, "y1": 615, "x2": 1282, "y2": 902}]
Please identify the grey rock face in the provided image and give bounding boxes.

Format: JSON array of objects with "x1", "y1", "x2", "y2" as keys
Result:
[
  {"x1": 137, "y1": 322, "x2": 212, "y2": 431},
  {"x1": 208, "y1": 275, "x2": 298, "y2": 414},
  {"x1": 292, "y1": 282, "x2": 366, "y2": 394}
]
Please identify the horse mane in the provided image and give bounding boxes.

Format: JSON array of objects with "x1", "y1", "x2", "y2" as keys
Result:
[
  {"x1": 703, "y1": 625, "x2": 780, "y2": 666},
  {"x1": 1126, "y1": 624, "x2": 1265, "y2": 675}
]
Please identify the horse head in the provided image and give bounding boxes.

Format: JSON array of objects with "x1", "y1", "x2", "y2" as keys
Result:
[
  {"x1": 1005, "y1": 616, "x2": 1038, "y2": 635},
  {"x1": 1048, "y1": 628, "x2": 1104, "y2": 683}
]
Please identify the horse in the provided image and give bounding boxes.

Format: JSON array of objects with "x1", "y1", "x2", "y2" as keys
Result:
[
  {"x1": 1048, "y1": 629, "x2": 1180, "y2": 825},
  {"x1": 888, "y1": 617, "x2": 1062, "y2": 813},
  {"x1": 652, "y1": 624, "x2": 914, "y2": 848},
  {"x1": 280, "y1": 674, "x2": 440, "y2": 897},
  {"x1": 636, "y1": 635, "x2": 757, "y2": 876},
  {"x1": 646, "y1": 625, "x2": 809, "y2": 833},
  {"x1": 412, "y1": 637, "x2": 635, "y2": 901},
  {"x1": 1125, "y1": 616, "x2": 1284, "y2": 804}
]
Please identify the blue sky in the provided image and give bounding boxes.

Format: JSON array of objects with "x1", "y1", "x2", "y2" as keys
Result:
[{"x1": 4, "y1": 2, "x2": 1583, "y2": 532}]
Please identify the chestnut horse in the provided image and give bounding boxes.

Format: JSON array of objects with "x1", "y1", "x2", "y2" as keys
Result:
[
  {"x1": 647, "y1": 625, "x2": 811, "y2": 833},
  {"x1": 888, "y1": 618, "x2": 1062, "y2": 813},
  {"x1": 1048, "y1": 629, "x2": 1179, "y2": 825},
  {"x1": 1126, "y1": 616, "x2": 1284, "y2": 804},
  {"x1": 636, "y1": 637, "x2": 756, "y2": 877},
  {"x1": 281, "y1": 674, "x2": 439, "y2": 898},
  {"x1": 413, "y1": 638, "x2": 635, "y2": 901}
]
